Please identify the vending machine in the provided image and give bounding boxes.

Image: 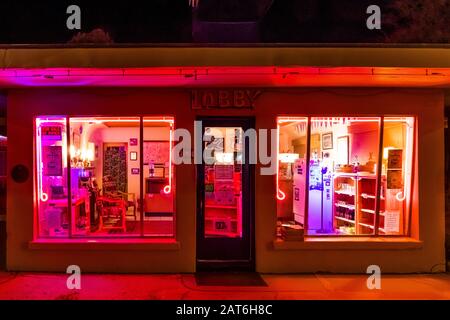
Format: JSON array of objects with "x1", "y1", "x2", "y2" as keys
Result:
[
  {"x1": 307, "y1": 159, "x2": 334, "y2": 233},
  {"x1": 293, "y1": 158, "x2": 306, "y2": 226}
]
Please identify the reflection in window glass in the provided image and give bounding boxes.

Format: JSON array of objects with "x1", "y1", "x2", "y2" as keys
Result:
[
  {"x1": 69, "y1": 117, "x2": 140, "y2": 237},
  {"x1": 36, "y1": 117, "x2": 69, "y2": 238},
  {"x1": 381, "y1": 117, "x2": 415, "y2": 235},
  {"x1": 309, "y1": 117, "x2": 381, "y2": 236},
  {"x1": 204, "y1": 127, "x2": 243, "y2": 238},
  {"x1": 276, "y1": 118, "x2": 308, "y2": 240},
  {"x1": 143, "y1": 117, "x2": 175, "y2": 237}
]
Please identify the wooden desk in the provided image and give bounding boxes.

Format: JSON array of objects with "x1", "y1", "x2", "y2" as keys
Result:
[
  {"x1": 145, "y1": 178, "x2": 173, "y2": 215},
  {"x1": 48, "y1": 196, "x2": 89, "y2": 235}
]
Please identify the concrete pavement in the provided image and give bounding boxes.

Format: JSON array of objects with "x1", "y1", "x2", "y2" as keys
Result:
[{"x1": 0, "y1": 272, "x2": 449, "y2": 300}]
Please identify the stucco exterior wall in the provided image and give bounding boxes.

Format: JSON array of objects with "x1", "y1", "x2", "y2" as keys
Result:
[{"x1": 6, "y1": 87, "x2": 446, "y2": 273}]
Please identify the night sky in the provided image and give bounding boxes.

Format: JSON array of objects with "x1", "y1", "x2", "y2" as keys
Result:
[{"x1": 0, "y1": 0, "x2": 446, "y2": 44}]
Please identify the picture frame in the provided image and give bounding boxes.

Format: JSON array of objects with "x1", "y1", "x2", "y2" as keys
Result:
[
  {"x1": 131, "y1": 168, "x2": 140, "y2": 175},
  {"x1": 129, "y1": 138, "x2": 138, "y2": 146},
  {"x1": 143, "y1": 141, "x2": 170, "y2": 165},
  {"x1": 130, "y1": 151, "x2": 138, "y2": 161},
  {"x1": 322, "y1": 132, "x2": 333, "y2": 150},
  {"x1": 336, "y1": 136, "x2": 349, "y2": 165}
]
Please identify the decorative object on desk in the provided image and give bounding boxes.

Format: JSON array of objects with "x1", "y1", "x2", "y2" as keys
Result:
[
  {"x1": 130, "y1": 151, "x2": 138, "y2": 161},
  {"x1": 153, "y1": 165, "x2": 165, "y2": 178},
  {"x1": 143, "y1": 141, "x2": 170, "y2": 165},
  {"x1": 322, "y1": 132, "x2": 333, "y2": 150},
  {"x1": 131, "y1": 168, "x2": 140, "y2": 175},
  {"x1": 335, "y1": 164, "x2": 353, "y2": 173},
  {"x1": 70, "y1": 142, "x2": 95, "y2": 168},
  {"x1": 129, "y1": 138, "x2": 138, "y2": 146}
]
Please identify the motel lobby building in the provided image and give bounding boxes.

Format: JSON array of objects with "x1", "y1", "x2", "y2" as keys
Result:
[{"x1": 0, "y1": 45, "x2": 449, "y2": 273}]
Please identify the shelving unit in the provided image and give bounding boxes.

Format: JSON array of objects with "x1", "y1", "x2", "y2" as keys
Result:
[
  {"x1": 357, "y1": 175, "x2": 386, "y2": 234},
  {"x1": 205, "y1": 194, "x2": 242, "y2": 237},
  {"x1": 333, "y1": 172, "x2": 386, "y2": 235},
  {"x1": 333, "y1": 174, "x2": 357, "y2": 235}
]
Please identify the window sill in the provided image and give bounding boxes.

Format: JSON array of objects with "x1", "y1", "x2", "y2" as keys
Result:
[
  {"x1": 273, "y1": 237, "x2": 423, "y2": 251},
  {"x1": 29, "y1": 238, "x2": 180, "y2": 251}
]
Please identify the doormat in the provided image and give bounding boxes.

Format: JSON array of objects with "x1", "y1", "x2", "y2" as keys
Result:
[{"x1": 195, "y1": 272, "x2": 267, "y2": 287}]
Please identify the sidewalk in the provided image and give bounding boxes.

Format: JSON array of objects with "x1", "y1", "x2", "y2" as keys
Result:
[{"x1": 0, "y1": 272, "x2": 449, "y2": 300}]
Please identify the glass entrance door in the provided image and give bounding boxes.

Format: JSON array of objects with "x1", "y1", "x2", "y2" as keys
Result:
[{"x1": 196, "y1": 118, "x2": 254, "y2": 271}]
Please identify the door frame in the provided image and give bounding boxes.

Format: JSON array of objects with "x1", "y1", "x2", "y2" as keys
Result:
[
  {"x1": 196, "y1": 117, "x2": 255, "y2": 272},
  {"x1": 103, "y1": 142, "x2": 128, "y2": 193}
]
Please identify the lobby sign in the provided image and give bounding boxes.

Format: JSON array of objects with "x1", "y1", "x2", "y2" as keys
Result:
[{"x1": 192, "y1": 89, "x2": 262, "y2": 110}]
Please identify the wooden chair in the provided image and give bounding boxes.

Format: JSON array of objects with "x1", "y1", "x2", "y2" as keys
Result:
[
  {"x1": 96, "y1": 196, "x2": 126, "y2": 233},
  {"x1": 102, "y1": 175, "x2": 137, "y2": 220}
]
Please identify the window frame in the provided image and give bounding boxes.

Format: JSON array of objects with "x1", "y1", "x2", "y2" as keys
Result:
[
  {"x1": 276, "y1": 115, "x2": 417, "y2": 238},
  {"x1": 34, "y1": 114, "x2": 176, "y2": 240}
]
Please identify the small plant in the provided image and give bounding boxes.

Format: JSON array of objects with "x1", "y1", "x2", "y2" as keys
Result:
[
  {"x1": 384, "y1": 0, "x2": 450, "y2": 43},
  {"x1": 68, "y1": 28, "x2": 113, "y2": 44}
]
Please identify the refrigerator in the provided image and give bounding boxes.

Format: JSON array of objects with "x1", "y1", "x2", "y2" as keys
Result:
[{"x1": 307, "y1": 160, "x2": 334, "y2": 233}]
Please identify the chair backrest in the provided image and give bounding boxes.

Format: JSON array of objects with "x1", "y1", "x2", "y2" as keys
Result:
[{"x1": 102, "y1": 175, "x2": 118, "y2": 194}]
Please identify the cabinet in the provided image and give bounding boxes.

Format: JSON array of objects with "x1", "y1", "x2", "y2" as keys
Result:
[
  {"x1": 333, "y1": 173, "x2": 386, "y2": 235},
  {"x1": 333, "y1": 174, "x2": 357, "y2": 235},
  {"x1": 144, "y1": 177, "x2": 174, "y2": 215},
  {"x1": 204, "y1": 194, "x2": 242, "y2": 237}
]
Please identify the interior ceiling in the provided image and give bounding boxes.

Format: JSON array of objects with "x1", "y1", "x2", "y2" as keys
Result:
[
  {"x1": 103, "y1": 121, "x2": 170, "y2": 127},
  {"x1": 0, "y1": 67, "x2": 450, "y2": 88}
]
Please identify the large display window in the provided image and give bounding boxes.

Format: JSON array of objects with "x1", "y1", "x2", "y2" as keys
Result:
[
  {"x1": 35, "y1": 116, "x2": 175, "y2": 239},
  {"x1": 277, "y1": 116, "x2": 415, "y2": 238}
]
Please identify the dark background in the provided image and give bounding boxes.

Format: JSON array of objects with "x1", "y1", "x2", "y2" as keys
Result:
[{"x1": 0, "y1": 0, "x2": 447, "y2": 44}]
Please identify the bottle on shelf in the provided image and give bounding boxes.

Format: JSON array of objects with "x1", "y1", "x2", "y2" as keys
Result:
[{"x1": 149, "y1": 160, "x2": 155, "y2": 178}]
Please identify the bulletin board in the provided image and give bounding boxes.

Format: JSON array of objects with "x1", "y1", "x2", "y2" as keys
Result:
[
  {"x1": 42, "y1": 146, "x2": 63, "y2": 176},
  {"x1": 143, "y1": 141, "x2": 170, "y2": 165}
]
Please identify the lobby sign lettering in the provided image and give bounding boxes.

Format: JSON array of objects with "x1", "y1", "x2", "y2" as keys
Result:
[{"x1": 191, "y1": 89, "x2": 262, "y2": 110}]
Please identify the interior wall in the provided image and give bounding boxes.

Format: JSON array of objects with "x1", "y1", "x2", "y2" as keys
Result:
[{"x1": 88, "y1": 126, "x2": 169, "y2": 197}]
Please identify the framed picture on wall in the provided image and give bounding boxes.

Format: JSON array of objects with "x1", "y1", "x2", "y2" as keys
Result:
[
  {"x1": 130, "y1": 151, "x2": 138, "y2": 161},
  {"x1": 143, "y1": 141, "x2": 170, "y2": 165},
  {"x1": 337, "y1": 136, "x2": 349, "y2": 165},
  {"x1": 322, "y1": 132, "x2": 333, "y2": 150},
  {"x1": 130, "y1": 138, "x2": 138, "y2": 146}
]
